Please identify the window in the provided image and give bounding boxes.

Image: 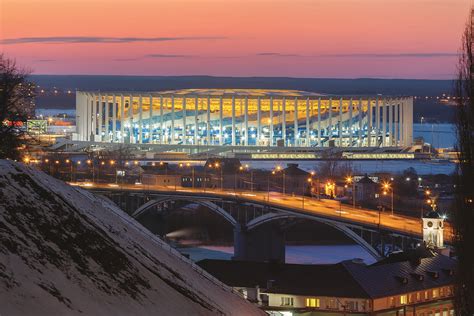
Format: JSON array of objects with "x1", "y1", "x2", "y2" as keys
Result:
[
  {"x1": 424, "y1": 291, "x2": 429, "y2": 300},
  {"x1": 328, "y1": 299, "x2": 338, "y2": 309},
  {"x1": 433, "y1": 288, "x2": 439, "y2": 299},
  {"x1": 416, "y1": 292, "x2": 421, "y2": 301},
  {"x1": 400, "y1": 295, "x2": 408, "y2": 305},
  {"x1": 389, "y1": 297, "x2": 396, "y2": 307},
  {"x1": 305, "y1": 298, "x2": 320, "y2": 308},
  {"x1": 281, "y1": 297, "x2": 294, "y2": 306},
  {"x1": 346, "y1": 301, "x2": 358, "y2": 311}
]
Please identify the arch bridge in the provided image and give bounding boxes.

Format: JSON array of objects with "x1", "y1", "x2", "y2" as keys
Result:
[{"x1": 91, "y1": 188, "x2": 423, "y2": 262}]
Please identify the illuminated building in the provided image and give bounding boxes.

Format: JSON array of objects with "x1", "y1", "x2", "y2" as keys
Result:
[
  {"x1": 75, "y1": 89, "x2": 413, "y2": 148},
  {"x1": 198, "y1": 255, "x2": 456, "y2": 315}
]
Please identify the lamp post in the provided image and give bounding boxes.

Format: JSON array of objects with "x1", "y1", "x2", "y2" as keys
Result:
[
  {"x1": 250, "y1": 168, "x2": 254, "y2": 192},
  {"x1": 86, "y1": 159, "x2": 94, "y2": 183},
  {"x1": 382, "y1": 181, "x2": 394, "y2": 215},
  {"x1": 303, "y1": 177, "x2": 312, "y2": 209},
  {"x1": 214, "y1": 162, "x2": 223, "y2": 190},
  {"x1": 268, "y1": 170, "x2": 275, "y2": 202},
  {"x1": 76, "y1": 160, "x2": 81, "y2": 182},
  {"x1": 346, "y1": 176, "x2": 355, "y2": 210},
  {"x1": 275, "y1": 165, "x2": 285, "y2": 195},
  {"x1": 134, "y1": 160, "x2": 141, "y2": 183},
  {"x1": 110, "y1": 160, "x2": 117, "y2": 183},
  {"x1": 65, "y1": 159, "x2": 72, "y2": 182},
  {"x1": 98, "y1": 161, "x2": 105, "y2": 183}
]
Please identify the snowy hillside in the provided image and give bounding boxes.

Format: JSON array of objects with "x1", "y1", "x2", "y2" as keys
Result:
[{"x1": 0, "y1": 160, "x2": 263, "y2": 315}]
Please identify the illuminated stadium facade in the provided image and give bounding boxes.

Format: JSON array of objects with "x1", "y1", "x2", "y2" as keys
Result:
[{"x1": 75, "y1": 89, "x2": 413, "y2": 148}]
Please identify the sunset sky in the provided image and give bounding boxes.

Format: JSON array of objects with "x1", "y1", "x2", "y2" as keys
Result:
[{"x1": 0, "y1": 0, "x2": 470, "y2": 78}]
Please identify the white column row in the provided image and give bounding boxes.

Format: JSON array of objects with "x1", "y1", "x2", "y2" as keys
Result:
[{"x1": 76, "y1": 93, "x2": 413, "y2": 148}]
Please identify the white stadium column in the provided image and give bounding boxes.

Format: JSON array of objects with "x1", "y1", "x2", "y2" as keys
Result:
[
  {"x1": 150, "y1": 95, "x2": 154, "y2": 143},
  {"x1": 195, "y1": 96, "x2": 199, "y2": 145},
  {"x1": 171, "y1": 95, "x2": 175, "y2": 144},
  {"x1": 120, "y1": 95, "x2": 124, "y2": 143},
  {"x1": 150, "y1": 94, "x2": 155, "y2": 143},
  {"x1": 407, "y1": 97, "x2": 413, "y2": 145},
  {"x1": 182, "y1": 97, "x2": 187, "y2": 144},
  {"x1": 375, "y1": 96, "x2": 380, "y2": 146},
  {"x1": 282, "y1": 97, "x2": 286, "y2": 145},
  {"x1": 231, "y1": 96, "x2": 236, "y2": 146},
  {"x1": 76, "y1": 92, "x2": 82, "y2": 140},
  {"x1": 85, "y1": 93, "x2": 89, "y2": 140},
  {"x1": 77, "y1": 92, "x2": 82, "y2": 140},
  {"x1": 389, "y1": 99, "x2": 393, "y2": 146},
  {"x1": 129, "y1": 94, "x2": 133, "y2": 143},
  {"x1": 317, "y1": 97, "x2": 321, "y2": 147},
  {"x1": 306, "y1": 98, "x2": 310, "y2": 147},
  {"x1": 112, "y1": 94, "x2": 117, "y2": 142},
  {"x1": 104, "y1": 94, "x2": 109, "y2": 141},
  {"x1": 349, "y1": 98, "x2": 353, "y2": 146},
  {"x1": 328, "y1": 97, "x2": 333, "y2": 142},
  {"x1": 82, "y1": 93, "x2": 87, "y2": 140},
  {"x1": 367, "y1": 98, "x2": 372, "y2": 147},
  {"x1": 394, "y1": 99, "x2": 399, "y2": 147},
  {"x1": 399, "y1": 98, "x2": 404, "y2": 146},
  {"x1": 257, "y1": 97, "x2": 261, "y2": 145},
  {"x1": 244, "y1": 96, "x2": 249, "y2": 146},
  {"x1": 97, "y1": 93, "x2": 102, "y2": 141},
  {"x1": 160, "y1": 95, "x2": 165, "y2": 144},
  {"x1": 219, "y1": 96, "x2": 223, "y2": 145},
  {"x1": 339, "y1": 97, "x2": 343, "y2": 147},
  {"x1": 358, "y1": 98, "x2": 362, "y2": 147},
  {"x1": 269, "y1": 96, "x2": 274, "y2": 146},
  {"x1": 382, "y1": 98, "x2": 387, "y2": 147},
  {"x1": 207, "y1": 95, "x2": 211, "y2": 145},
  {"x1": 138, "y1": 95, "x2": 143, "y2": 144},
  {"x1": 294, "y1": 97, "x2": 298, "y2": 146}
]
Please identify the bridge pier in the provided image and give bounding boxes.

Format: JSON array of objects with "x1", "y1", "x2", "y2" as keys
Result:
[{"x1": 233, "y1": 223, "x2": 286, "y2": 263}]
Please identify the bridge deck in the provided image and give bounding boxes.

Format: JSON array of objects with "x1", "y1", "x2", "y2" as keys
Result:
[{"x1": 76, "y1": 182, "x2": 453, "y2": 242}]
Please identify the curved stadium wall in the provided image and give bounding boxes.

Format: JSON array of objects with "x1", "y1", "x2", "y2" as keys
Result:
[{"x1": 75, "y1": 89, "x2": 413, "y2": 148}]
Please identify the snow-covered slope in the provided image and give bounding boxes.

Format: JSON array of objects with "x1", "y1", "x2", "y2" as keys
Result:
[{"x1": 0, "y1": 160, "x2": 263, "y2": 316}]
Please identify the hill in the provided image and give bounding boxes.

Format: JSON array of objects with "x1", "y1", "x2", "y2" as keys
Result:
[{"x1": 0, "y1": 160, "x2": 263, "y2": 315}]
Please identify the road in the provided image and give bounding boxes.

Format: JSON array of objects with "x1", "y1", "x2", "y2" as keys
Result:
[{"x1": 73, "y1": 181, "x2": 453, "y2": 241}]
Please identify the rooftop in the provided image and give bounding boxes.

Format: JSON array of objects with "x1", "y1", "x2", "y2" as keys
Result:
[
  {"x1": 79, "y1": 88, "x2": 327, "y2": 98},
  {"x1": 197, "y1": 254, "x2": 456, "y2": 299}
]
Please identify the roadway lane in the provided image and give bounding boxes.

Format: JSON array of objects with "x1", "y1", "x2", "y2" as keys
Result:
[{"x1": 73, "y1": 182, "x2": 453, "y2": 242}]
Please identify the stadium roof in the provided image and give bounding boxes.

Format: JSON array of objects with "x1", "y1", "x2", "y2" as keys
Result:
[{"x1": 80, "y1": 88, "x2": 327, "y2": 98}]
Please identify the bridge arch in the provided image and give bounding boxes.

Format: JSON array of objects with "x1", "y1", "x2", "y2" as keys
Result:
[
  {"x1": 132, "y1": 196, "x2": 238, "y2": 227},
  {"x1": 246, "y1": 211, "x2": 382, "y2": 260}
]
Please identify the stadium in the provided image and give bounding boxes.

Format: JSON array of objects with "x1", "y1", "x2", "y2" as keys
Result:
[{"x1": 74, "y1": 89, "x2": 413, "y2": 149}]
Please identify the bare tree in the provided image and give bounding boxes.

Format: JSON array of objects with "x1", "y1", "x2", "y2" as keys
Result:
[
  {"x1": 453, "y1": 10, "x2": 474, "y2": 315},
  {"x1": 0, "y1": 54, "x2": 35, "y2": 160}
]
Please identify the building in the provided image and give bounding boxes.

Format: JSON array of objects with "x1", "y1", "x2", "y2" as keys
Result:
[
  {"x1": 355, "y1": 174, "x2": 379, "y2": 204},
  {"x1": 422, "y1": 211, "x2": 445, "y2": 249},
  {"x1": 75, "y1": 89, "x2": 413, "y2": 148},
  {"x1": 198, "y1": 254, "x2": 456, "y2": 315}
]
